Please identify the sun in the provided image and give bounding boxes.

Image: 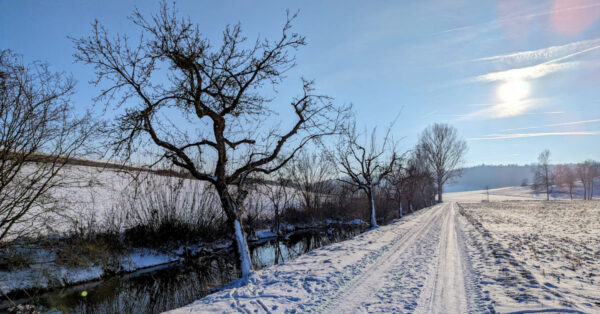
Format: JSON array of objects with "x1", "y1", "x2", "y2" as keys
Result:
[{"x1": 497, "y1": 79, "x2": 530, "y2": 103}]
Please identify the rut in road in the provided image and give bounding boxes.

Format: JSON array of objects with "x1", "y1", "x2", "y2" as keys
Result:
[
  {"x1": 318, "y1": 203, "x2": 474, "y2": 313},
  {"x1": 414, "y1": 203, "x2": 468, "y2": 313}
]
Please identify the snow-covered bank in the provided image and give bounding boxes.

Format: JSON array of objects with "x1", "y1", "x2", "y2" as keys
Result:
[
  {"x1": 167, "y1": 204, "x2": 490, "y2": 313},
  {"x1": 0, "y1": 248, "x2": 179, "y2": 295},
  {"x1": 1, "y1": 220, "x2": 367, "y2": 297}
]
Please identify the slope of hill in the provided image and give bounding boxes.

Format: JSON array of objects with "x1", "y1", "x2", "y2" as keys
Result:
[{"x1": 445, "y1": 165, "x2": 535, "y2": 192}]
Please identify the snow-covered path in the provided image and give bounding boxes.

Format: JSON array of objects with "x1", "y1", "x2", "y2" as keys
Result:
[
  {"x1": 169, "y1": 203, "x2": 481, "y2": 313},
  {"x1": 415, "y1": 202, "x2": 468, "y2": 313}
]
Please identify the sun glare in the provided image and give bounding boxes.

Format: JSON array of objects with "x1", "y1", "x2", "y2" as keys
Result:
[{"x1": 497, "y1": 79, "x2": 530, "y2": 103}]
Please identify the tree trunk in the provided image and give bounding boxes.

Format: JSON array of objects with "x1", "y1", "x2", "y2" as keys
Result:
[
  {"x1": 398, "y1": 201, "x2": 403, "y2": 218},
  {"x1": 219, "y1": 190, "x2": 252, "y2": 278},
  {"x1": 569, "y1": 185, "x2": 573, "y2": 200},
  {"x1": 367, "y1": 187, "x2": 378, "y2": 228},
  {"x1": 274, "y1": 205, "x2": 280, "y2": 236},
  {"x1": 437, "y1": 181, "x2": 443, "y2": 203}
]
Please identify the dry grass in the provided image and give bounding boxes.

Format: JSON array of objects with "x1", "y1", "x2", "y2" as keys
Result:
[{"x1": 459, "y1": 200, "x2": 600, "y2": 309}]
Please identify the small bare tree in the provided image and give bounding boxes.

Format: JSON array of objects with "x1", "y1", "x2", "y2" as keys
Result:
[
  {"x1": 534, "y1": 150, "x2": 553, "y2": 201},
  {"x1": 72, "y1": 3, "x2": 348, "y2": 277},
  {"x1": 334, "y1": 122, "x2": 398, "y2": 228},
  {"x1": 387, "y1": 161, "x2": 408, "y2": 218},
  {"x1": 554, "y1": 164, "x2": 576, "y2": 200},
  {"x1": 0, "y1": 50, "x2": 92, "y2": 243},
  {"x1": 258, "y1": 170, "x2": 295, "y2": 236},
  {"x1": 417, "y1": 123, "x2": 467, "y2": 203},
  {"x1": 284, "y1": 150, "x2": 335, "y2": 210}
]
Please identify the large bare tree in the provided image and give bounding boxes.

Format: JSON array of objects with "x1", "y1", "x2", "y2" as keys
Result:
[
  {"x1": 417, "y1": 123, "x2": 467, "y2": 203},
  {"x1": 0, "y1": 50, "x2": 91, "y2": 243},
  {"x1": 72, "y1": 3, "x2": 348, "y2": 277},
  {"x1": 334, "y1": 122, "x2": 398, "y2": 228}
]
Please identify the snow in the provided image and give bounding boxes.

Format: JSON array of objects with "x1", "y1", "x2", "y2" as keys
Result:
[
  {"x1": 168, "y1": 198, "x2": 600, "y2": 313},
  {"x1": 120, "y1": 249, "x2": 179, "y2": 272},
  {"x1": 345, "y1": 218, "x2": 368, "y2": 226},
  {"x1": 167, "y1": 203, "x2": 489, "y2": 313},
  {"x1": 458, "y1": 200, "x2": 600, "y2": 312},
  {"x1": 233, "y1": 218, "x2": 252, "y2": 278},
  {"x1": 445, "y1": 185, "x2": 598, "y2": 202},
  {"x1": 256, "y1": 230, "x2": 277, "y2": 239},
  {"x1": 0, "y1": 248, "x2": 179, "y2": 294},
  {"x1": 3, "y1": 163, "x2": 288, "y2": 241}
]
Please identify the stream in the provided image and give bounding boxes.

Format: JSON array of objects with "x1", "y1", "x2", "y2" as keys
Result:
[{"x1": 7, "y1": 226, "x2": 363, "y2": 313}]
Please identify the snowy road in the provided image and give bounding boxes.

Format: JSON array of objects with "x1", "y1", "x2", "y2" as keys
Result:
[{"x1": 169, "y1": 203, "x2": 483, "y2": 313}]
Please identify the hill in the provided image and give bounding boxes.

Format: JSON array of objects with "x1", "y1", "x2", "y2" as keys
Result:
[{"x1": 445, "y1": 164, "x2": 536, "y2": 192}]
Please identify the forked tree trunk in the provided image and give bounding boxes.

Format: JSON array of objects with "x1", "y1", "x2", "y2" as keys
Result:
[
  {"x1": 367, "y1": 187, "x2": 378, "y2": 228},
  {"x1": 219, "y1": 191, "x2": 252, "y2": 278}
]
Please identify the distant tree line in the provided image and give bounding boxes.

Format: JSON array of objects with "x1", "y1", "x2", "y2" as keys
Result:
[{"x1": 533, "y1": 150, "x2": 599, "y2": 200}]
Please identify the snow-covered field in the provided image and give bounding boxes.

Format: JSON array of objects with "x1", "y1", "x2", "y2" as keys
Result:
[
  {"x1": 459, "y1": 200, "x2": 600, "y2": 312},
  {"x1": 4, "y1": 163, "x2": 282, "y2": 240},
  {"x1": 445, "y1": 185, "x2": 598, "y2": 202}
]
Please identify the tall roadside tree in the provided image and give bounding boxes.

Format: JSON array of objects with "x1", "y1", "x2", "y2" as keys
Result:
[
  {"x1": 534, "y1": 150, "x2": 553, "y2": 201},
  {"x1": 417, "y1": 123, "x2": 467, "y2": 203},
  {"x1": 387, "y1": 161, "x2": 407, "y2": 218},
  {"x1": 0, "y1": 50, "x2": 92, "y2": 243},
  {"x1": 72, "y1": 3, "x2": 348, "y2": 277},
  {"x1": 333, "y1": 122, "x2": 398, "y2": 228}
]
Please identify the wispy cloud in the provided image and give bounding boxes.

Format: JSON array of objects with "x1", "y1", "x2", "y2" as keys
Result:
[
  {"x1": 474, "y1": 61, "x2": 578, "y2": 82},
  {"x1": 438, "y1": 2, "x2": 600, "y2": 38},
  {"x1": 456, "y1": 99, "x2": 545, "y2": 120},
  {"x1": 469, "y1": 38, "x2": 600, "y2": 66},
  {"x1": 546, "y1": 118, "x2": 600, "y2": 127},
  {"x1": 500, "y1": 126, "x2": 540, "y2": 132},
  {"x1": 499, "y1": 117, "x2": 600, "y2": 131},
  {"x1": 468, "y1": 131, "x2": 600, "y2": 141}
]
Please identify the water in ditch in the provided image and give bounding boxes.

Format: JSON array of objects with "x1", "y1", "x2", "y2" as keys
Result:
[{"x1": 8, "y1": 227, "x2": 363, "y2": 313}]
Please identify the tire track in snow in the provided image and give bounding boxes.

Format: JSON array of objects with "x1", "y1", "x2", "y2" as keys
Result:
[
  {"x1": 415, "y1": 203, "x2": 468, "y2": 313},
  {"x1": 315, "y1": 203, "x2": 447, "y2": 313}
]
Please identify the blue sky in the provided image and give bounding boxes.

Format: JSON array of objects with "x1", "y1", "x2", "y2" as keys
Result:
[{"x1": 1, "y1": 0, "x2": 600, "y2": 166}]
